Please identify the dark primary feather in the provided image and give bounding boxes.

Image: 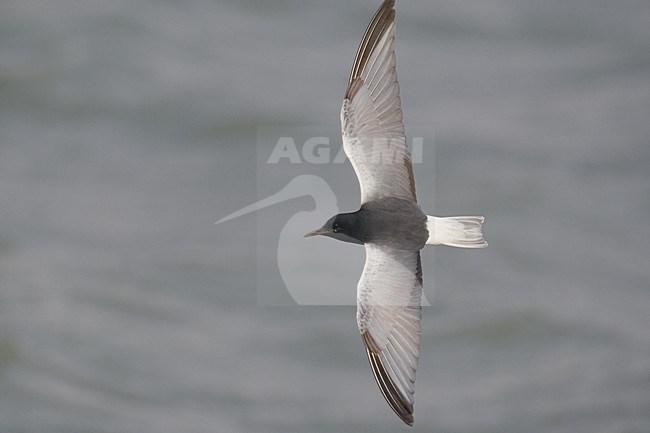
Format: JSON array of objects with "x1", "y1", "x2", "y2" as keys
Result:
[
  {"x1": 345, "y1": 0, "x2": 396, "y2": 100},
  {"x1": 362, "y1": 331, "x2": 415, "y2": 426}
]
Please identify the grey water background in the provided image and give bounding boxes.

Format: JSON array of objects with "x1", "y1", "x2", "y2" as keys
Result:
[{"x1": 1, "y1": 0, "x2": 649, "y2": 431}]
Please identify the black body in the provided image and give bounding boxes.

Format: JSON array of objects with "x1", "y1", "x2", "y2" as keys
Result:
[{"x1": 321, "y1": 197, "x2": 428, "y2": 251}]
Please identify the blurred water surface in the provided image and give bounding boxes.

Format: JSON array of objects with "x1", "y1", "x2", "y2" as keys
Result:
[{"x1": 0, "y1": 0, "x2": 649, "y2": 432}]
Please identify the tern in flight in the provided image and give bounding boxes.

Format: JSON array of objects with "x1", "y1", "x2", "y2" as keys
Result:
[{"x1": 304, "y1": 0, "x2": 487, "y2": 426}]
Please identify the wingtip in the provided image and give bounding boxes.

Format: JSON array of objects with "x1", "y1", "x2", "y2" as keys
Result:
[
  {"x1": 345, "y1": 0, "x2": 398, "y2": 100},
  {"x1": 361, "y1": 332, "x2": 415, "y2": 426},
  {"x1": 383, "y1": 0, "x2": 396, "y2": 12}
]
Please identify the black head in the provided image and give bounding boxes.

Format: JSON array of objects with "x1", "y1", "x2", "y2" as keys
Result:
[{"x1": 304, "y1": 212, "x2": 364, "y2": 245}]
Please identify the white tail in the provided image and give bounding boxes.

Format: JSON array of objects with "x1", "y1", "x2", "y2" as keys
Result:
[{"x1": 426, "y1": 216, "x2": 487, "y2": 248}]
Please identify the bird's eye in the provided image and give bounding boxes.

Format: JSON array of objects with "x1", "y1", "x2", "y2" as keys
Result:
[{"x1": 333, "y1": 223, "x2": 341, "y2": 233}]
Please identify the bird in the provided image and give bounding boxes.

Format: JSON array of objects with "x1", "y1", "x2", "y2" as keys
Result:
[{"x1": 304, "y1": 0, "x2": 487, "y2": 426}]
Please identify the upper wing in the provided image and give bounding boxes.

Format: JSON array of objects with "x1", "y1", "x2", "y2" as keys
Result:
[
  {"x1": 357, "y1": 243, "x2": 423, "y2": 426},
  {"x1": 341, "y1": 0, "x2": 417, "y2": 204}
]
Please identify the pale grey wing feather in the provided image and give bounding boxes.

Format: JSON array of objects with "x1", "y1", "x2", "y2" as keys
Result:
[
  {"x1": 341, "y1": 0, "x2": 417, "y2": 204},
  {"x1": 357, "y1": 243, "x2": 422, "y2": 426}
]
